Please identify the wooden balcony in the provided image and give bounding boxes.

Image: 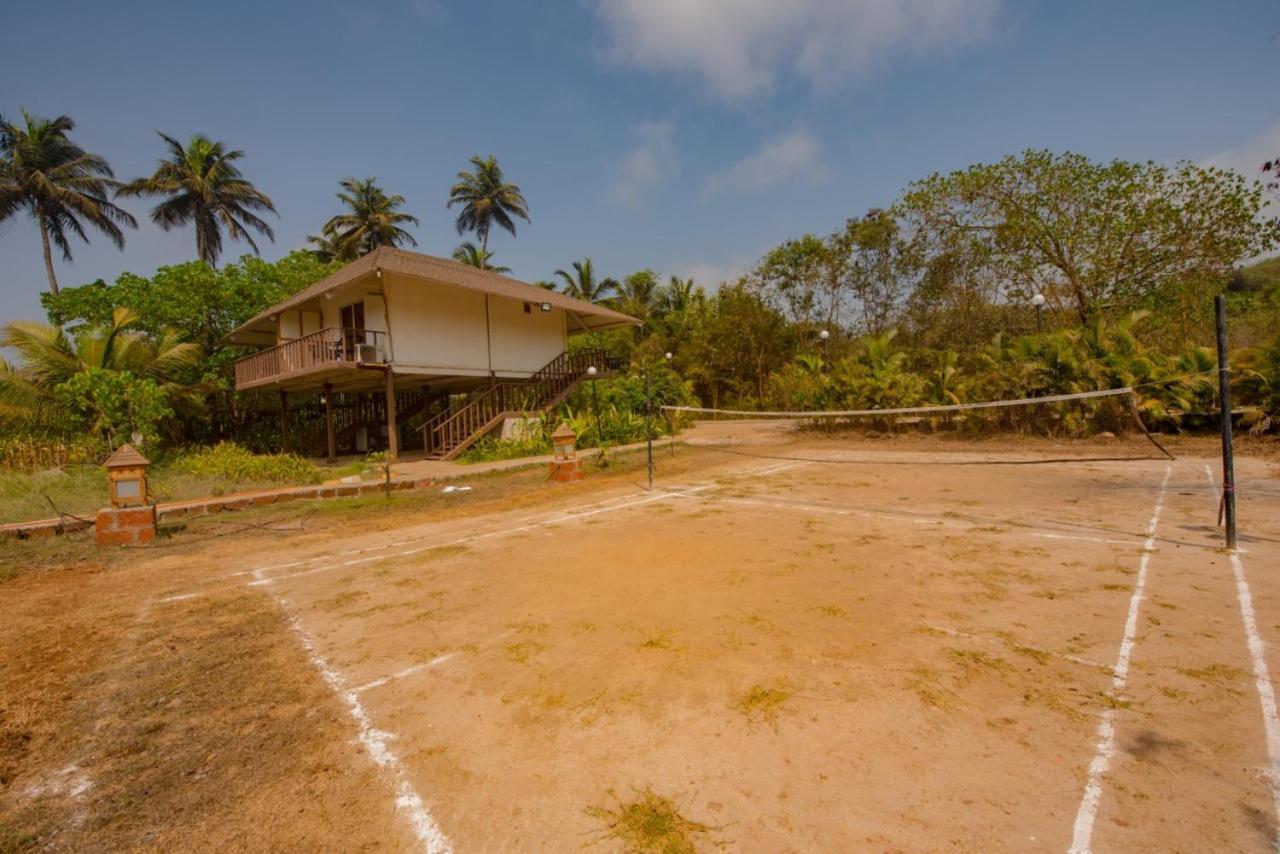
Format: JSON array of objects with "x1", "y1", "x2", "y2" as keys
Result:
[{"x1": 234, "y1": 327, "x2": 387, "y2": 391}]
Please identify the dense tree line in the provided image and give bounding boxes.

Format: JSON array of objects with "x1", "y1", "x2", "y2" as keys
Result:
[{"x1": 4, "y1": 131, "x2": 1280, "y2": 460}]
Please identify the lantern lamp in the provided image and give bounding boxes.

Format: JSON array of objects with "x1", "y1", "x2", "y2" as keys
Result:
[{"x1": 104, "y1": 444, "x2": 150, "y2": 508}]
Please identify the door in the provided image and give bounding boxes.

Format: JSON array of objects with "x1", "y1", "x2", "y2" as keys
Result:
[{"x1": 339, "y1": 301, "x2": 365, "y2": 359}]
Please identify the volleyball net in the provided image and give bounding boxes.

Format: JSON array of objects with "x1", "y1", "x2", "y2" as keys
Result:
[{"x1": 661, "y1": 387, "x2": 1174, "y2": 459}]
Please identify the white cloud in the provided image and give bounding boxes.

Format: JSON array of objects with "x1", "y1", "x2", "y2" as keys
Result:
[
  {"x1": 1204, "y1": 119, "x2": 1280, "y2": 184},
  {"x1": 669, "y1": 258, "x2": 749, "y2": 291},
  {"x1": 592, "y1": 0, "x2": 1003, "y2": 101},
  {"x1": 703, "y1": 131, "x2": 826, "y2": 198},
  {"x1": 610, "y1": 121, "x2": 677, "y2": 202},
  {"x1": 1204, "y1": 119, "x2": 1280, "y2": 223}
]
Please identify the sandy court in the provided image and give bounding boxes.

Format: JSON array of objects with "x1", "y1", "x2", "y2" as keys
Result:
[
  {"x1": 5, "y1": 437, "x2": 1280, "y2": 851},
  {"x1": 166, "y1": 441, "x2": 1280, "y2": 851}
]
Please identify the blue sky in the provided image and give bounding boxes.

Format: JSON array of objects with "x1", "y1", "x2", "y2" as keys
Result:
[{"x1": 2, "y1": 0, "x2": 1277, "y2": 322}]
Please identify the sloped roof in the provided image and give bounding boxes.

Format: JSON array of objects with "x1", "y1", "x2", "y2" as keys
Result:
[
  {"x1": 104, "y1": 444, "x2": 149, "y2": 468},
  {"x1": 226, "y1": 247, "x2": 639, "y2": 345}
]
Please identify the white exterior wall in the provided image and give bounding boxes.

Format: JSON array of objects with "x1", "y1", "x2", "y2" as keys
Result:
[
  {"x1": 488, "y1": 291, "x2": 564, "y2": 373},
  {"x1": 384, "y1": 272, "x2": 566, "y2": 376}
]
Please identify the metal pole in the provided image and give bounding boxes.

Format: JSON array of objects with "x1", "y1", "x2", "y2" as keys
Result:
[
  {"x1": 1214, "y1": 295, "x2": 1237, "y2": 550},
  {"x1": 645, "y1": 367, "x2": 654, "y2": 490},
  {"x1": 592, "y1": 377, "x2": 601, "y2": 445}
]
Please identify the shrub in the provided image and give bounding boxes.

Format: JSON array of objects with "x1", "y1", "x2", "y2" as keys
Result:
[{"x1": 171, "y1": 442, "x2": 321, "y2": 484}]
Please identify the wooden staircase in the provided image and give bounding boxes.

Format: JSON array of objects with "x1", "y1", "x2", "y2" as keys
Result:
[{"x1": 422, "y1": 349, "x2": 614, "y2": 461}]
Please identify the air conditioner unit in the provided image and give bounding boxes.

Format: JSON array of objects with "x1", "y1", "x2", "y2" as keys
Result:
[{"x1": 356, "y1": 344, "x2": 381, "y2": 363}]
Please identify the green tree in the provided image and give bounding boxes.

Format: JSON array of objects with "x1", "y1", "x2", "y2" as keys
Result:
[
  {"x1": 452, "y1": 241, "x2": 510, "y2": 273},
  {"x1": 658, "y1": 276, "x2": 698, "y2": 315},
  {"x1": 117, "y1": 132, "x2": 276, "y2": 267},
  {"x1": 554, "y1": 259, "x2": 618, "y2": 302},
  {"x1": 899, "y1": 149, "x2": 1280, "y2": 325},
  {"x1": 313, "y1": 177, "x2": 419, "y2": 262},
  {"x1": 838, "y1": 210, "x2": 924, "y2": 336},
  {"x1": 0, "y1": 110, "x2": 136, "y2": 295},
  {"x1": 615, "y1": 269, "x2": 660, "y2": 321},
  {"x1": 683, "y1": 283, "x2": 793, "y2": 406},
  {"x1": 751, "y1": 234, "x2": 842, "y2": 333},
  {"x1": 44, "y1": 250, "x2": 334, "y2": 355},
  {"x1": 448, "y1": 154, "x2": 530, "y2": 255},
  {"x1": 0, "y1": 308, "x2": 204, "y2": 446}
]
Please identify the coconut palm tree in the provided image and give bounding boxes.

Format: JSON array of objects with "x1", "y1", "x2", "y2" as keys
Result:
[
  {"x1": 658, "y1": 276, "x2": 698, "y2": 314},
  {"x1": 0, "y1": 308, "x2": 204, "y2": 441},
  {"x1": 616, "y1": 269, "x2": 660, "y2": 320},
  {"x1": 452, "y1": 241, "x2": 510, "y2": 273},
  {"x1": 0, "y1": 110, "x2": 136, "y2": 294},
  {"x1": 117, "y1": 132, "x2": 276, "y2": 267},
  {"x1": 554, "y1": 259, "x2": 618, "y2": 303},
  {"x1": 447, "y1": 155, "x2": 530, "y2": 256},
  {"x1": 314, "y1": 177, "x2": 419, "y2": 262}
]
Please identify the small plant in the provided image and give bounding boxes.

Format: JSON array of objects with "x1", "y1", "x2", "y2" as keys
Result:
[
  {"x1": 585, "y1": 787, "x2": 720, "y2": 853},
  {"x1": 735, "y1": 682, "x2": 794, "y2": 729}
]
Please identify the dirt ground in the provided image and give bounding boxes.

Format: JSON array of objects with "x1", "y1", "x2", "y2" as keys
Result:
[{"x1": 2, "y1": 425, "x2": 1279, "y2": 852}]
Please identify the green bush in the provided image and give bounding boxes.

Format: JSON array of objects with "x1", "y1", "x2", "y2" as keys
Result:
[{"x1": 171, "y1": 442, "x2": 321, "y2": 484}]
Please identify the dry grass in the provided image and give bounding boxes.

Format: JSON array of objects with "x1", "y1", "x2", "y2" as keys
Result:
[
  {"x1": 735, "y1": 682, "x2": 794, "y2": 729},
  {"x1": 586, "y1": 787, "x2": 721, "y2": 853}
]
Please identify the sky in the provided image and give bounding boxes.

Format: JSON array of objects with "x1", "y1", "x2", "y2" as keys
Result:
[{"x1": 2, "y1": 0, "x2": 1278, "y2": 323}]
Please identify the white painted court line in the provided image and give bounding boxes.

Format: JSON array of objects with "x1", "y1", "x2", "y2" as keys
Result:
[
  {"x1": 354, "y1": 653, "x2": 457, "y2": 694},
  {"x1": 280, "y1": 600, "x2": 452, "y2": 853},
  {"x1": 250, "y1": 486, "x2": 714, "y2": 588},
  {"x1": 1204, "y1": 464, "x2": 1280, "y2": 848},
  {"x1": 1068, "y1": 462, "x2": 1172, "y2": 854},
  {"x1": 156, "y1": 592, "x2": 204, "y2": 604}
]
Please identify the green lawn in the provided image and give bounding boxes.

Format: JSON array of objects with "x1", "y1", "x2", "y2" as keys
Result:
[{"x1": 0, "y1": 457, "x2": 366, "y2": 525}]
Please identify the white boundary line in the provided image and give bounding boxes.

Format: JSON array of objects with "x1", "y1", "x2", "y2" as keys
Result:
[
  {"x1": 250, "y1": 486, "x2": 712, "y2": 588},
  {"x1": 1204, "y1": 464, "x2": 1280, "y2": 848},
  {"x1": 666, "y1": 491, "x2": 1144, "y2": 547},
  {"x1": 280, "y1": 602, "x2": 451, "y2": 853},
  {"x1": 354, "y1": 653, "x2": 457, "y2": 695},
  {"x1": 1067, "y1": 462, "x2": 1172, "y2": 854}
]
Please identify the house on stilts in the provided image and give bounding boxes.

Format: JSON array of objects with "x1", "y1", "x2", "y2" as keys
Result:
[{"x1": 226, "y1": 247, "x2": 639, "y2": 461}]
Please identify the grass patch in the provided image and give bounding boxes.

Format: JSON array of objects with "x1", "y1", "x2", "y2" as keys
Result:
[
  {"x1": 639, "y1": 629, "x2": 675, "y2": 651},
  {"x1": 736, "y1": 682, "x2": 795, "y2": 730},
  {"x1": 503, "y1": 641, "x2": 546, "y2": 664},
  {"x1": 909, "y1": 667, "x2": 957, "y2": 709},
  {"x1": 945, "y1": 647, "x2": 1014, "y2": 673},
  {"x1": 585, "y1": 788, "x2": 720, "y2": 853},
  {"x1": 1177, "y1": 663, "x2": 1245, "y2": 690}
]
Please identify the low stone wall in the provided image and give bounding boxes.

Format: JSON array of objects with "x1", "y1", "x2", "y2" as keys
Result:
[{"x1": 1, "y1": 476, "x2": 436, "y2": 543}]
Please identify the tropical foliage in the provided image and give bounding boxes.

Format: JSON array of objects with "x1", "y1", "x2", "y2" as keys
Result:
[
  {"x1": 0, "y1": 110, "x2": 136, "y2": 293},
  {"x1": 452, "y1": 241, "x2": 510, "y2": 273},
  {"x1": 118, "y1": 132, "x2": 276, "y2": 267},
  {"x1": 448, "y1": 155, "x2": 530, "y2": 255},
  {"x1": 555, "y1": 258, "x2": 618, "y2": 303},
  {"x1": 311, "y1": 177, "x2": 418, "y2": 261},
  {"x1": 0, "y1": 308, "x2": 205, "y2": 448}
]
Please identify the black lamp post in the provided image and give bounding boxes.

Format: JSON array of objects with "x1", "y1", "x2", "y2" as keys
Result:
[
  {"x1": 587, "y1": 365, "x2": 601, "y2": 445},
  {"x1": 1032, "y1": 293, "x2": 1046, "y2": 332}
]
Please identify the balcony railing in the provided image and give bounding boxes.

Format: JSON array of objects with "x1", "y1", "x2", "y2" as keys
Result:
[{"x1": 234, "y1": 327, "x2": 386, "y2": 389}]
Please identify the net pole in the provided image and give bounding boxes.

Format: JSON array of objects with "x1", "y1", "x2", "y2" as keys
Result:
[
  {"x1": 645, "y1": 366, "x2": 654, "y2": 490},
  {"x1": 1215, "y1": 295, "x2": 1237, "y2": 550}
]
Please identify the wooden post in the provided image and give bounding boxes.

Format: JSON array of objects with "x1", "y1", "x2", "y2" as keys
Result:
[
  {"x1": 384, "y1": 369, "x2": 399, "y2": 461},
  {"x1": 324, "y1": 382, "x2": 336, "y2": 463},
  {"x1": 278, "y1": 390, "x2": 289, "y2": 453}
]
